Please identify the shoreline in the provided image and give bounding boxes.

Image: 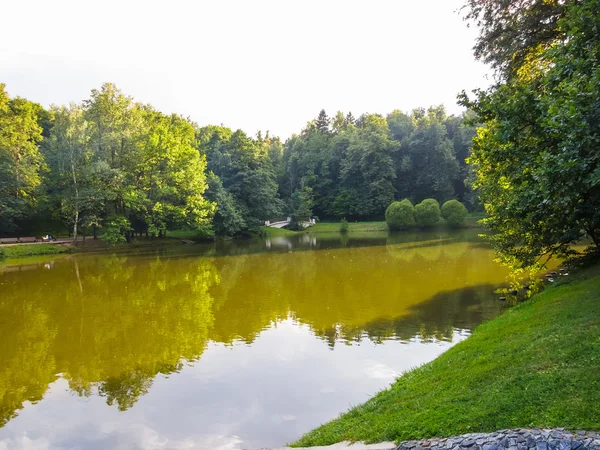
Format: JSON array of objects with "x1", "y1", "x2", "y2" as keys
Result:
[{"x1": 292, "y1": 262, "x2": 600, "y2": 447}]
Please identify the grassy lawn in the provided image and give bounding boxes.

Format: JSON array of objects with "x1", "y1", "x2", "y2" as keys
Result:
[
  {"x1": 0, "y1": 244, "x2": 71, "y2": 259},
  {"x1": 261, "y1": 226, "x2": 299, "y2": 237},
  {"x1": 306, "y1": 221, "x2": 389, "y2": 233},
  {"x1": 302, "y1": 214, "x2": 484, "y2": 234},
  {"x1": 293, "y1": 261, "x2": 600, "y2": 446}
]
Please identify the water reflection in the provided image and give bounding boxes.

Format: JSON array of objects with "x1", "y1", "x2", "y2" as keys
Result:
[{"x1": 0, "y1": 229, "x2": 510, "y2": 449}]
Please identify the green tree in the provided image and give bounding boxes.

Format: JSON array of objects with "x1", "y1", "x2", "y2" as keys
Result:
[
  {"x1": 43, "y1": 104, "x2": 93, "y2": 241},
  {"x1": 131, "y1": 109, "x2": 215, "y2": 237},
  {"x1": 315, "y1": 109, "x2": 330, "y2": 134},
  {"x1": 200, "y1": 126, "x2": 283, "y2": 232},
  {"x1": 460, "y1": 0, "x2": 600, "y2": 268},
  {"x1": 441, "y1": 200, "x2": 468, "y2": 227},
  {"x1": 462, "y1": 0, "x2": 568, "y2": 77},
  {"x1": 339, "y1": 114, "x2": 396, "y2": 218},
  {"x1": 0, "y1": 85, "x2": 45, "y2": 235},
  {"x1": 398, "y1": 107, "x2": 459, "y2": 203},
  {"x1": 290, "y1": 186, "x2": 314, "y2": 230},
  {"x1": 205, "y1": 172, "x2": 245, "y2": 237},
  {"x1": 339, "y1": 217, "x2": 349, "y2": 233},
  {"x1": 385, "y1": 199, "x2": 415, "y2": 230},
  {"x1": 414, "y1": 198, "x2": 441, "y2": 228}
]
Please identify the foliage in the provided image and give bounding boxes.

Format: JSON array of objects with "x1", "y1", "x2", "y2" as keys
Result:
[
  {"x1": 40, "y1": 84, "x2": 215, "y2": 242},
  {"x1": 441, "y1": 200, "x2": 468, "y2": 227},
  {"x1": 385, "y1": 199, "x2": 415, "y2": 230},
  {"x1": 462, "y1": 0, "x2": 568, "y2": 78},
  {"x1": 294, "y1": 262, "x2": 600, "y2": 446},
  {"x1": 460, "y1": 0, "x2": 600, "y2": 269},
  {"x1": 1, "y1": 80, "x2": 479, "y2": 238},
  {"x1": 205, "y1": 172, "x2": 245, "y2": 237},
  {"x1": 0, "y1": 247, "x2": 5, "y2": 259},
  {"x1": 414, "y1": 199, "x2": 441, "y2": 228},
  {"x1": 339, "y1": 218, "x2": 349, "y2": 233},
  {"x1": 0, "y1": 84, "x2": 45, "y2": 235},
  {"x1": 199, "y1": 126, "x2": 283, "y2": 233},
  {"x1": 280, "y1": 107, "x2": 475, "y2": 221},
  {"x1": 289, "y1": 186, "x2": 314, "y2": 230},
  {"x1": 100, "y1": 216, "x2": 132, "y2": 244}
]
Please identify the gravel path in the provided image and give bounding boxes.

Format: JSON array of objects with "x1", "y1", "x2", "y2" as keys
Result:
[{"x1": 395, "y1": 429, "x2": 600, "y2": 450}]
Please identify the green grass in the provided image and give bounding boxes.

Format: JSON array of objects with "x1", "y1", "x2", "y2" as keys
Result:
[
  {"x1": 261, "y1": 226, "x2": 299, "y2": 237},
  {"x1": 164, "y1": 229, "x2": 212, "y2": 240},
  {"x1": 293, "y1": 262, "x2": 600, "y2": 446},
  {"x1": 304, "y1": 214, "x2": 484, "y2": 234},
  {"x1": 307, "y1": 221, "x2": 389, "y2": 233},
  {"x1": 0, "y1": 244, "x2": 71, "y2": 259}
]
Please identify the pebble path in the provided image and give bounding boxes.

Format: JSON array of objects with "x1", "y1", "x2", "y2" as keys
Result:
[{"x1": 395, "y1": 429, "x2": 600, "y2": 450}]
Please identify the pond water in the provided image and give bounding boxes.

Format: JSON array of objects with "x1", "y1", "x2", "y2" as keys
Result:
[{"x1": 0, "y1": 229, "x2": 510, "y2": 450}]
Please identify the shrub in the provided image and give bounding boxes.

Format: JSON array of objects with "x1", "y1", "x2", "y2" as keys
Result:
[
  {"x1": 414, "y1": 198, "x2": 441, "y2": 228},
  {"x1": 100, "y1": 216, "x2": 132, "y2": 244},
  {"x1": 385, "y1": 199, "x2": 415, "y2": 230},
  {"x1": 339, "y1": 218, "x2": 349, "y2": 233},
  {"x1": 0, "y1": 247, "x2": 5, "y2": 260},
  {"x1": 441, "y1": 200, "x2": 468, "y2": 227}
]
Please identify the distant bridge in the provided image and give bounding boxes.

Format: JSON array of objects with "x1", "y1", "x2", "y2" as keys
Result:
[{"x1": 264, "y1": 217, "x2": 316, "y2": 228}]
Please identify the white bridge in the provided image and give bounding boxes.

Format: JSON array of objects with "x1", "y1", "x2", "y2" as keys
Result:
[{"x1": 264, "y1": 217, "x2": 316, "y2": 228}]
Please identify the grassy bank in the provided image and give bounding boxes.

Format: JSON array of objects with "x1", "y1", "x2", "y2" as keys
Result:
[
  {"x1": 0, "y1": 244, "x2": 71, "y2": 259},
  {"x1": 295, "y1": 213, "x2": 484, "y2": 234},
  {"x1": 261, "y1": 226, "x2": 299, "y2": 237},
  {"x1": 293, "y1": 262, "x2": 600, "y2": 446}
]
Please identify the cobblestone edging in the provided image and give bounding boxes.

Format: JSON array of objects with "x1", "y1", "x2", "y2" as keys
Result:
[{"x1": 396, "y1": 429, "x2": 600, "y2": 450}]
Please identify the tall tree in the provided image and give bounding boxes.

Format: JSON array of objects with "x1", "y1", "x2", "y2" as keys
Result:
[
  {"x1": 315, "y1": 109, "x2": 331, "y2": 134},
  {"x1": 0, "y1": 85, "x2": 45, "y2": 235},
  {"x1": 200, "y1": 126, "x2": 283, "y2": 232},
  {"x1": 460, "y1": 0, "x2": 600, "y2": 268},
  {"x1": 462, "y1": 0, "x2": 568, "y2": 78}
]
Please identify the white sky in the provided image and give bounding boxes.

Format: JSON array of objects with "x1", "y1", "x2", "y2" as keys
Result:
[{"x1": 0, "y1": 0, "x2": 490, "y2": 139}]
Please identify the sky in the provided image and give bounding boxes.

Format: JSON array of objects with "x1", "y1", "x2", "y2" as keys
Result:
[{"x1": 1, "y1": 0, "x2": 490, "y2": 139}]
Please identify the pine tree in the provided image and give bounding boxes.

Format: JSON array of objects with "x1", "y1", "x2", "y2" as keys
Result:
[
  {"x1": 345, "y1": 112, "x2": 355, "y2": 125},
  {"x1": 315, "y1": 109, "x2": 330, "y2": 133}
]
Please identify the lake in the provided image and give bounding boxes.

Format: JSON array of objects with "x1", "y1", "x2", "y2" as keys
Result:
[{"x1": 0, "y1": 229, "x2": 510, "y2": 450}]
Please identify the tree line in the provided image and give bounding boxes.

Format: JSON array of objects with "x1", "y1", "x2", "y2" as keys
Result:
[{"x1": 0, "y1": 82, "x2": 476, "y2": 241}]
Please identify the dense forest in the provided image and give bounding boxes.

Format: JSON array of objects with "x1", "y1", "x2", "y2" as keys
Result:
[{"x1": 0, "y1": 83, "x2": 476, "y2": 240}]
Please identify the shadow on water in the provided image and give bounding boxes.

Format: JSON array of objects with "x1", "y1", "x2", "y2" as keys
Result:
[
  {"x1": 323, "y1": 283, "x2": 506, "y2": 347},
  {"x1": 0, "y1": 228, "x2": 506, "y2": 434}
]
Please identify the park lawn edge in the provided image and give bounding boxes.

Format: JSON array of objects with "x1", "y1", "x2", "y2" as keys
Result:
[
  {"x1": 0, "y1": 243, "x2": 71, "y2": 259},
  {"x1": 292, "y1": 261, "x2": 600, "y2": 447}
]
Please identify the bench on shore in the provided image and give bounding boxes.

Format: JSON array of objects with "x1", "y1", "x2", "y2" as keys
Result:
[{"x1": 0, "y1": 236, "x2": 39, "y2": 244}]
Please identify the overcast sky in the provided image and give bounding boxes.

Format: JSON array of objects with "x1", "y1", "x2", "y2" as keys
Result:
[{"x1": 1, "y1": 0, "x2": 490, "y2": 139}]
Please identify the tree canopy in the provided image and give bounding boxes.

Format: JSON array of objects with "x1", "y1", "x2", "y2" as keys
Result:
[{"x1": 461, "y1": 0, "x2": 600, "y2": 269}]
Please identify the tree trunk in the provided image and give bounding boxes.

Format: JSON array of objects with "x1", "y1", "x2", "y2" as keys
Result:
[{"x1": 71, "y1": 159, "x2": 79, "y2": 242}]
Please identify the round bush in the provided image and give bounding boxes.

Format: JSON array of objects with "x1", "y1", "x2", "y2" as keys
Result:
[
  {"x1": 441, "y1": 199, "x2": 468, "y2": 227},
  {"x1": 414, "y1": 198, "x2": 441, "y2": 228},
  {"x1": 339, "y1": 218, "x2": 349, "y2": 233},
  {"x1": 385, "y1": 199, "x2": 415, "y2": 230}
]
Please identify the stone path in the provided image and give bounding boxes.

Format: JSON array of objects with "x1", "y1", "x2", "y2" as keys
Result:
[
  {"x1": 267, "y1": 442, "x2": 395, "y2": 450},
  {"x1": 269, "y1": 429, "x2": 600, "y2": 450},
  {"x1": 395, "y1": 429, "x2": 600, "y2": 450}
]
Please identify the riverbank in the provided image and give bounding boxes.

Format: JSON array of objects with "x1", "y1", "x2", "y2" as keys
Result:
[
  {"x1": 0, "y1": 243, "x2": 71, "y2": 259},
  {"x1": 293, "y1": 261, "x2": 600, "y2": 447}
]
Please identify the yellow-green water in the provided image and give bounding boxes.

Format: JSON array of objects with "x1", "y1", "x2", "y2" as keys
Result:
[{"x1": 0, "y1": 230, "x2": 510, "y2": 449}]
